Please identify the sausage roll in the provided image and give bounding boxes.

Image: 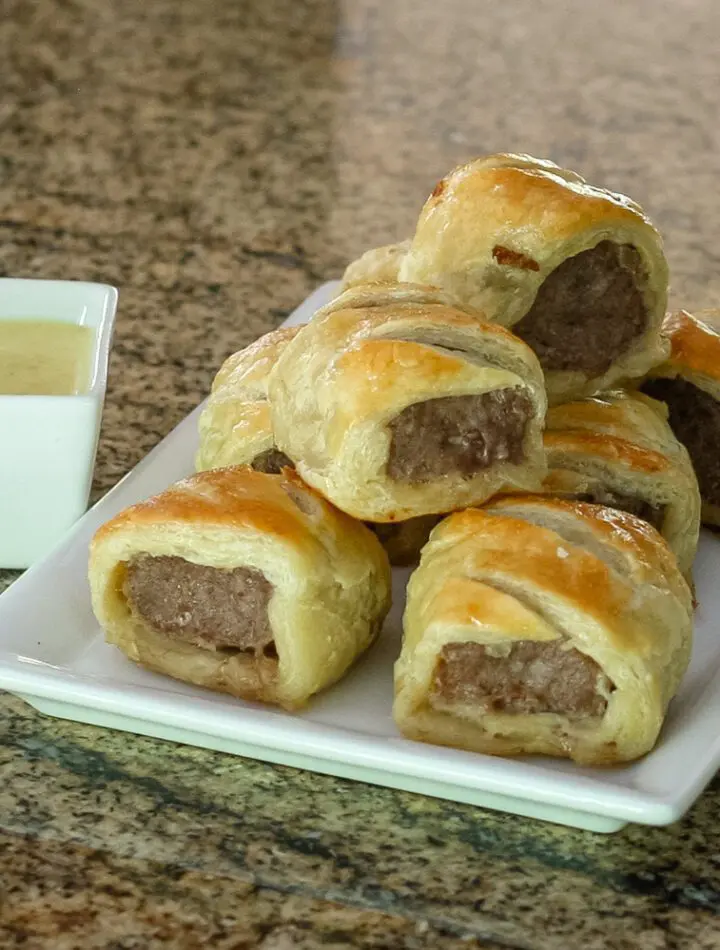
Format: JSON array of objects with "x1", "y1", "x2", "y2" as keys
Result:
[
  {"x1": 195, "y1": 323, "x2": 436, "y2": 566},
  {"x1": 397, "y1": 153, "x2": 669, "y2": 404},
  {"x1": 343, "y1": 240, "x2": 410, "y2": 288},
  {"x1": 368, "y1": 515, "x2": 441, "y2": 567},
  {"x1": 541, "y1": 389, "x2": 700, "y2": 575},
  {"x1": 642, "y1": 309, "x2": 720, "y2": 527},
  {"x1": 89, "y1": 467, "x2": 391, "y2": 710},
  {"x1": 394, "y1": 497, "x2": 692, "y2": 765},
  {"x1": 268, "y1": 282, "x2": 548, "y2": 522},
  {"x1": 196, "y1": 327, "x2": 299, "y2": 474}
]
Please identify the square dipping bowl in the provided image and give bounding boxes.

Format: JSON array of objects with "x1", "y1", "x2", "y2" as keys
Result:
[{"x1": 0, "y1": 279, "x2": 118, "y2": 569}]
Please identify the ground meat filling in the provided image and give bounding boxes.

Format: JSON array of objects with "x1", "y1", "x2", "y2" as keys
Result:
[
  {"x1": 513, "y1": 241, "x2": 648, "y2": 376},
  {"x1": 576, "y1": 489, "x2": 665, "y2": 530},
  {"x1": 643, "y1": 377, "x2": 720, "y2": 506},
  {"x1": 431, "y1": 640, "x2": 611, "y2": 717},
  {"x1": 387, "y1": 389, "x2": 533, "y2": 483},
  {"x1": 124, "y1": 555, "x2": 276, "y2": 657},
  {"x1": 250, "y1": 448, "x2": 293, "y2": 474}
]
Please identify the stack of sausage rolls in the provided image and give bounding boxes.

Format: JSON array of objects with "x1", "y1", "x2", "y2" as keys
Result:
[{"x1": 91, "y1": 153, "x2": 709, "y2": 767}]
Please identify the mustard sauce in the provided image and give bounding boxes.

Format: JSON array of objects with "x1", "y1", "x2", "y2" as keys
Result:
[{"x1": 0, "y1": 321, "x2": 94, "y2": 395}]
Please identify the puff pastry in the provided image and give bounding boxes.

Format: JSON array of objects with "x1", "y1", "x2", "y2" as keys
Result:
[
  {"x1": 641, "y1": 309, "x2": 720, "y2": 527},
  {"x1": 394, "y1": 496, "x2": 692, "y2": 765},
  {"x1": 540, "y1": 389, "x2": 700, "y2": 575},
  {"x1": 394, "y1": 153, "x2": 669, "y2": 404},
  {"x1": 268, "y1": 282, "x2": 548, "y2": 521},
  {"x1": 368, "y1": 515, "x2": 441, "y2": 567},
  {"x1": 196, "y1": 327, "x2": 299, "y2": 474},
  {"x1": 89, "y1": 466, "x2": 391, "y2": 710},
  {"x1": 343, "y1": 240, "x2": 410, "y2": 288},
  {"x1": 195, "y1": 325, "x2": 436, "y2": 565}
]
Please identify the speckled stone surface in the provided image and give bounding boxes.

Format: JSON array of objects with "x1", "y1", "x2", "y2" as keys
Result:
[
  {"x1": 2, "y1": 0, "x2": 720, "y2": 946},
  {"x1": 1, "y1": 830, "x2": 491, "y2": 950}
]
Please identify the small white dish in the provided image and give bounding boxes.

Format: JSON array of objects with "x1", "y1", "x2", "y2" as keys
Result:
[
  {"x1": 0, "y1": 279, "x2": 118, "y2": 568},
  {"x1": 1, "y1": 281, "x2": 720, "y2": 833}
]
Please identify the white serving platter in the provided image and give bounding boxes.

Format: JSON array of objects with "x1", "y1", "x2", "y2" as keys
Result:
[{"x1": 2, "y1": 280, "x2": 720, "y2": 834}]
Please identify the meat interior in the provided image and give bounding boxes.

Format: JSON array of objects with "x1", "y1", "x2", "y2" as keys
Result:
[
  {"x1": 124, "y1": 555, "x2": 276, "y2": 656},
  {"x1": 250, "y1": 448, "x2": 293, "y2": 474},
  {"x1": 575, "y1": 487, "x2": 665, "y2": 530},
  {"x1": 643, "y1": 377, "x2": 720, "y2": 506},
  {"x1": 513, "y1": 241, "x2": 648, "y2": 376},
  {"x1": 387, "y1": 389, "x2": 532, "y2": 483},
  {"x1": 431, "y1": 640, "x2": 611, "y2": 717}
]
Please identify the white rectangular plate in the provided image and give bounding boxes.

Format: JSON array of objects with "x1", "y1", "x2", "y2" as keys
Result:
[{"x1": 2, "y1": 281, "x2": 720, "y2": 834}]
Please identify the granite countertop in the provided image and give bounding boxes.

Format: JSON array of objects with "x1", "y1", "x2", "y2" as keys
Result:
[{"x1": 2, "y1": 0, "x2": 720, "y2": 946}]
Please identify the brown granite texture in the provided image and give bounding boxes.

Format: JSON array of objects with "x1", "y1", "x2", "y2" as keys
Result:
[
  {"x1": 1, "y1": 830, "x2": 492, "y2": 950},
  {"x1": 4, "y1": 694, "x2": 720, "y2": 950},
  {"x1": 2, "y1": 0, "x2": 720, "y2": 946}
]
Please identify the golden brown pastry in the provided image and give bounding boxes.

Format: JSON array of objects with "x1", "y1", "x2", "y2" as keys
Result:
[
  {"x1": 268, "y1": 282, "x2": 548, "y2": 522},
  {"x1": 196, "y1": 324, "x2": 437, "y2": 566},
  {"x1": 387, "y1": 153, "x2": 669, "y2": 404},
  {"x1": 89, "y1": 467, "x2": 391, "y2": 710},
  {"x1": 343, "y1": 240, "x2": 410, "y2": 288},
  {"x1": 540, "y1": 389, "x2": 700, "y2": 575},
  {"x1": 641, "y1": 309, "x2": 720, "y2": 527},
  {"x1": 368, "y1": 515, "x2": 441, "y2": 567},
  {"x1": 196, "y1": 327, "x2": 299, "y2": 474},
  {"x1": 394, "y1": 496, "x2": 692, "y2": 765}
]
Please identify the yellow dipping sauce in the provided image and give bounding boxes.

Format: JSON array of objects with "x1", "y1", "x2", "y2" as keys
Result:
[{"x1": 0, "y1": 321, "x2": 94, "y2": 396}]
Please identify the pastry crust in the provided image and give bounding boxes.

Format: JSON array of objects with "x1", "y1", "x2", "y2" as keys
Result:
[
  {"x1": 368, "y1": 515, "x2": 441, "y2": 567},
  {"x1": 540, "y1": 389, "x2": 700, "y2": 575},
  {"x1": 655, "y1": 309, "x2": 720, "y2": 390},
  {"x1": 342, "y1": 240, "x2": 410, "y2": 288},
  {"x1": 89, "y1": 467, "x2": 391, "y2": 709},
  {"x1": 196, "y1": 326, "x2": 300, "y2": 473},
  {"x1": 397, "y1": 153, "x2": 669, "y2": 404},
  {"x1": 268, "y1": 282, "x2": 548, "y2": 521},
  {"x1": 641, "y1": 310, "x2": 720, "y2": 526},
  {"x1": 394, "y1": 497, "x2": 692, "y2": 765},
  {"x1": 196, "y1": 322, "x2": 437, "y2": 565}
]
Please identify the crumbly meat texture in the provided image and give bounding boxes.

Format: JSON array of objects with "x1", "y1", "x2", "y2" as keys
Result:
[
  {"x1": 513, "y1": 241, "x2": 648, "y2": 375},
  {"x1": 431, "y1": 640, "x2": 611, "y2": 717},
  {"x1": 250, "y1": 449, "x2": 294, "y2": 474},
  {"x1": 643, "y1": 377, "x2": 720, "y2": 506},
  {"x1": 387, "y1": 389, "x2": 532, "y2": 483},
  {"x1": 124, "y1": 555, "x2": 276, "y2": 656}
]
